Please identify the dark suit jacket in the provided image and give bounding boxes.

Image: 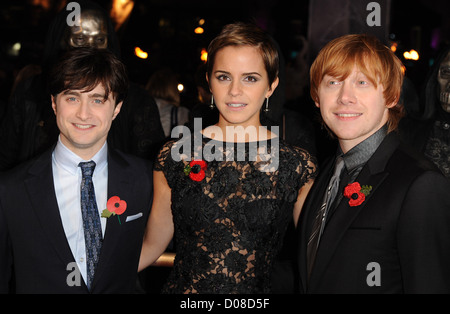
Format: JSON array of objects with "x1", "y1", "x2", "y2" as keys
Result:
[
  {"x1": 298, "y1": 133, "x2": 450, "y2": 293},
  {"x1": 0, "y1": 146, "x2": 153, "y2": 293}
]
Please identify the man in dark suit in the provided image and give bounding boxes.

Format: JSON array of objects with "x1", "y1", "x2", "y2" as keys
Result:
[
  {"x1": 297, "y1": 34, "x2": 450, "y2": 293},
  {"x1": 0, "y1": 47, "x2": 152, "y2": 293}
]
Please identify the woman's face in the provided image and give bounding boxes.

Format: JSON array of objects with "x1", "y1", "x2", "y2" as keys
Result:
[{"x1": 208, "y1": 45, "x2": 278, "y2": 130}]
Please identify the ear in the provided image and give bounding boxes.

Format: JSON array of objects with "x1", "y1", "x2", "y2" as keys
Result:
[
  {"x1": 314, "y1": 101, "x2": 320, "y2": 108},
  {"x1": 51, "y1": 95, "x2": 57, "y2": 115},
  {"x1": 266, "y1": 77, "x2": 279, "y2": 98},
  {"x1": 112, "y1": 101, "x2": 123, "y2": 120}
]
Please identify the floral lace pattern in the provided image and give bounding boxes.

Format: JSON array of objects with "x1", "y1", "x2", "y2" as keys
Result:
[
  {"x1": 155, "y1": 133, "x2": 317, "y2": 293},
  {"x1": 424, "y1": 120, "x2": 450, "y2": 178}
]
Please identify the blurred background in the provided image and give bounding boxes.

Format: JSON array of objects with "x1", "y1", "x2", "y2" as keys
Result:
[{"x1": 0, "y1": 0, "x2": 449, "y2": 115}]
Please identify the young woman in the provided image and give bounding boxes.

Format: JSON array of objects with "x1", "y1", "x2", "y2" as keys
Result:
[{"x1": 139, "y1": 22, "x2": 317, "y2": 293}]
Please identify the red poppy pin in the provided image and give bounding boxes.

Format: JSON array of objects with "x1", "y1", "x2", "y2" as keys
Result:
[
  {"x1": 343, "y1": 182, "x2": 372, "y2": 207},
  {"x1": 101, "y1": 196, "x2": 127, "y2": 224},
  {"x1": 184, "y1": 160, "x2": 207, "y2": 182}
]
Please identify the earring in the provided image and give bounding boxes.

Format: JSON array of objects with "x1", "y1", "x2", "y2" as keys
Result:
[
  {"x1": 210, "y1": 95, "x2": 215, "y2": 110},
  {"x1": 263, "y1": 97, "x2": 270, "y2": 113}
]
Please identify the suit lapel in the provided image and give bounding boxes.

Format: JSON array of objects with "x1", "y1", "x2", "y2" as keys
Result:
[
  {"x1": 308, "y1": 133, "x2": 400, "y2": 290},
  {"x1": 92, "y1": 148, "x2": 133, "y2": 287},
  {"x1": 24, "y1": 148, "x2": 75, "y2": 266}
]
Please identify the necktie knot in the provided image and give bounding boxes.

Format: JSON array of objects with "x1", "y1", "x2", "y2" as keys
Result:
[
  {"x1": 79, "y1": 161, "x2": 96, "y2": 178},
  {"x1": 324, "y1": 156, "x2": 345, "y2": 214}
]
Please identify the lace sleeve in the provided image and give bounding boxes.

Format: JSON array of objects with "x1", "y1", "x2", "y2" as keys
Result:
[
  {"x1": 154, "y1": 139, "x2": 176, "y2": 172},
  {"x1": 286, "y1": 142, "x2": 318, "y2": 188},
  {"x1": 153, "y1": 138, "x2": 189, "y2": 189},
  {"x1": 292, "y1": 144, "x2": 318, "y2": 186}
]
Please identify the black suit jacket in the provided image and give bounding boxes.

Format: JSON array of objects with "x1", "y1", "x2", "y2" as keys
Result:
[
  {"x1": 0, "y1": 146, "x2": 153, "y2": 293},
  {"x1": 298, "y1": 133, "x2": 450, "y2": 293}
]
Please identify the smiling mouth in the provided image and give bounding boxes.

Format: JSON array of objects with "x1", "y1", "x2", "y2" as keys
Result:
[
  {"x1": 227, "y1": 103, "x2": 247, "y2": 108},
  {"x1": 74, "y1": 123, "x2": 94, "y2": 129},
  {"x1": 336, "y1": 113, "x2": 362, "y2": 118}
]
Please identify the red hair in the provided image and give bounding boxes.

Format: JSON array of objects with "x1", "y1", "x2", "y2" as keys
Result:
[{"x1": 310, "y1": 34, "x2": 404, "y2": 132}]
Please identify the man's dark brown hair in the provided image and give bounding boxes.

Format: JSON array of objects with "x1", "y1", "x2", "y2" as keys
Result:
[{"x1": 48, "y1": 47, "x2": 128, "y2": 106}]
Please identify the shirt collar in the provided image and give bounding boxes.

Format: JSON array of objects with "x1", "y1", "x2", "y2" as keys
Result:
[
  {"x1": 339, "y1": 124, "x2": 388, "y2": 172},
  {"x1": 53, "y1": 136, "x2": 108, "y2": 175}
]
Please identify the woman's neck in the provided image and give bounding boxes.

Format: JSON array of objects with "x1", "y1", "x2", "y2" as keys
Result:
[{"x1": 201, "y1": 124, "x2": 277, "y2": 143}]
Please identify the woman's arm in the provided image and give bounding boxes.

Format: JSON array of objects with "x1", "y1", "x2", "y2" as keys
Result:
[
  {"x1": 293, "y1": 179, "x2": 314, "y2": 227},
  {"x1": 138, "y1": 170, "x2": 174, "y2": 272}
]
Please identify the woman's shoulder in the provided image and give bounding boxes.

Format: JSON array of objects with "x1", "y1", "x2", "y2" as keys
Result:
[
  {"x1": 157, "y1": 138, "x2": 179, "y2": 154},
  {"x1": 278, "y1": 139, "x2": 318, "y2": 179},
  {"x1": 279, "y1": 139, "x2": 315, "y2": 160},
  {"x1": 155, "y1": 138, "x2": 180, "y2": 169}
]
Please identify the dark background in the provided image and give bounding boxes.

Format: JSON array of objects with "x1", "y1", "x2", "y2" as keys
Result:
[{"x1": 1, "y1": 0, "x2": 449, "y2": 112}]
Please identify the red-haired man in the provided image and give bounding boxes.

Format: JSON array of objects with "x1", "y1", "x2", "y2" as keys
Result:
[{"x1": 298, "y1": 34, "x2": 450, "y2": 294}]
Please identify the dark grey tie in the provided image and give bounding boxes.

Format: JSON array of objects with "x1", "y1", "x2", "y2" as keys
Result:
[
  {"x1": 79, "y1": 161, "x2": 103, "y2": 291},
  {"x1": 307, "y1": 156, "x2": 345, "y2": 279}
]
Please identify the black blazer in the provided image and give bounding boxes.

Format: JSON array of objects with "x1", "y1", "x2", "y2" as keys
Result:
[
  {"x1": 0, "y1": 146, "x2": 153, "y2": 293},
  {"x1": 298, "y1": 133, "x2": 450, "y2": 293}
]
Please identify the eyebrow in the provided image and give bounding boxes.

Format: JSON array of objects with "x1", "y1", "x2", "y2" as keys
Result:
[
  {"x1": 62, "y1": 90, "x2": 106, "y2": 99},
  {"x1": 214, "y1": 70, "x2": 263, "y2": 77},
  {"x1": 89, "y1": 93, "x2": 106, "y2": 99},
  {"x1": 243, "y1": 71, "x2": 262, "y2": 77},
  {"x1": 323, "y1": 71, "x2": 370, "y2": 79}
]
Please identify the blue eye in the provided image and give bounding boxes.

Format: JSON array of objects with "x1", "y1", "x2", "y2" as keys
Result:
[{"x1": 358, "y1": 80, "x2": 368, "y2": 85}]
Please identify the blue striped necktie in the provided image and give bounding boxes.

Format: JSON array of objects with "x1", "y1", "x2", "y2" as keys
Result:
[{"x1": 79, "y1": 161, "x2": 103, "y2": 291}]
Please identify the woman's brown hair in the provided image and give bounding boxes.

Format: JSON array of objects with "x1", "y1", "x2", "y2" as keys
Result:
[{"x1": 206, "y1": 22, "x2": 279, "y2": 88}]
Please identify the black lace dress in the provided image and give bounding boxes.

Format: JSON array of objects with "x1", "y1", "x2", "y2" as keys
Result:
[{"x1": 155, "y1": 132, "x2": 317, "y2": 293}]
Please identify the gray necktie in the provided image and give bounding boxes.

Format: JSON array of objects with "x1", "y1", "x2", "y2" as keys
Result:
[{"x1": 307, "y1": 156, "x2": 345, "y2": 279}]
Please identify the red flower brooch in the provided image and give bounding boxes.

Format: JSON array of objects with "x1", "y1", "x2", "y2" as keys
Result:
[
  {"x1": 184, "y1": 160, "x2": 207, "y2": 182},
  {"x1": 101, "y1": 196, "x2": 127, "y2": 224},
  {"x1": 343, "y1": 182, "x2": 372, "y2": 207}
]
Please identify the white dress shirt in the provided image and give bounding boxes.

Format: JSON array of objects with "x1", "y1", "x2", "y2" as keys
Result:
[{"x1": 52, "y1": 137, "x2": 108, "y2": 285}]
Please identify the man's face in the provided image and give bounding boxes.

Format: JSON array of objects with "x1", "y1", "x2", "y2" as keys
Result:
[
  {"x1": 437, "y1": 51, "x2": 450, "y2": 113},
  {"x1": 51, "y1": 84, "x2": 122, "y2": 160},
  {"x1": 316, "y1": 65, "x2": 391, "y2": 153},
  {"x1": 68, "y1": 10, "x2": 108, "y2": 49}
]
